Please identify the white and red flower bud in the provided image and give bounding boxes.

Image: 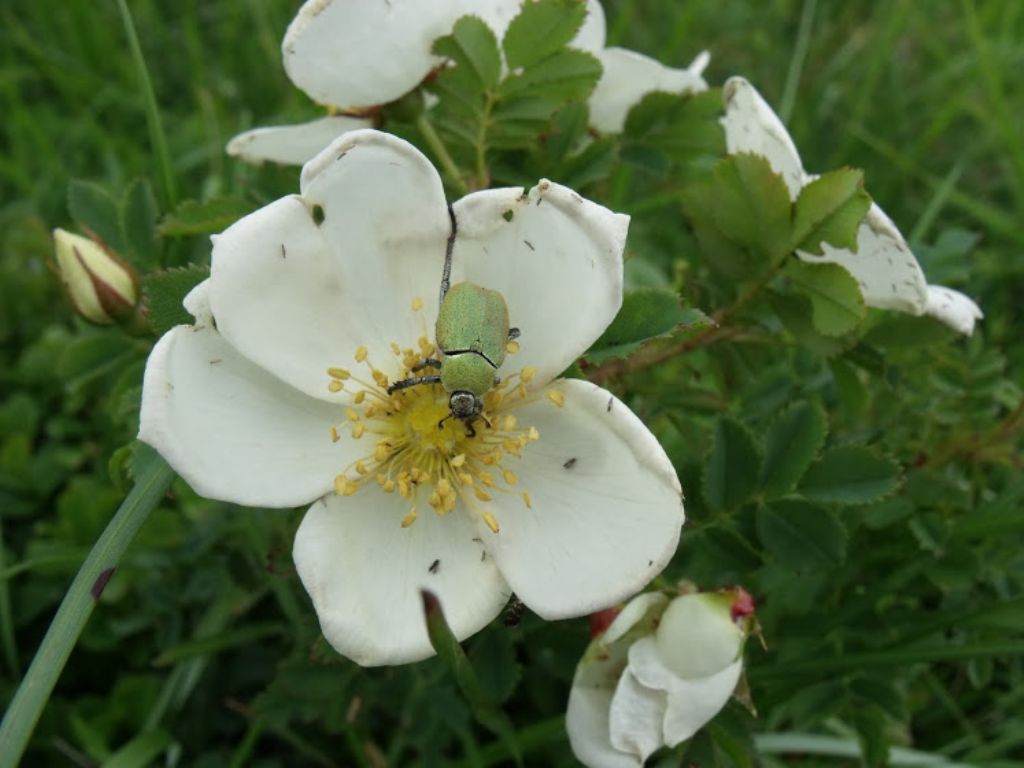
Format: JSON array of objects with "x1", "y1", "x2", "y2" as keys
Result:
[
  {"x1": 568, "y1": 587, "x2": 756, "y2": 768},
  {"x1": 53, "y1": 228, "x2": 139, "y2": 325}
]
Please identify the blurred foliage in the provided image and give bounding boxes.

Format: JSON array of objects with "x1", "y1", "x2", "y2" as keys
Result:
[{"x1": 2, "y1": 0, "x2": 1023, "y2": 766}]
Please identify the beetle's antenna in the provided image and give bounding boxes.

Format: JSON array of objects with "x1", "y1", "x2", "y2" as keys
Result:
[{"x1": 440, "y1": 204, "x2": 457, "y2": 304}]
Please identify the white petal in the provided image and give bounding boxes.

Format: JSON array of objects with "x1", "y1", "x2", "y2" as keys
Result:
[
  {"x1": 604, "y1": 592, "x2": 670, "y2": 645},
  {"x1": 210, "y1": 130, "x2": 451, "y2": 402},
  {"x1": 451, "y1": 181, "x2": 629, "y2": 386},
  {"x1": 924, "y1": 284, "x2": 983, "y2": 335},
  {"x1": 661, "y1": 662, "x2": 742, "y2": 746},
  {"x1": 293, "y1": 491, "x2": 510, "y2": 666},
  {"x1": 797, "y1": 203, "x2": 929, "y2": 314},
  {"x1": 655, "y1": 593, "x2": 742, "y2": 679},
  {"x1": 182, "y1": 279, "x2": 212, "y2": 326},
  {"x1": 477, "y1": 379, "x2": 683, "y2": 618},
  {"x1": 627, "y1": 637, "x2": 741, "y2": 745},
  {"x1": 282, "y1": 0, "x2": 466, "y2": 110},
  {"x1": 226, "y1": 116, "x2": 374, "y2": 166},
  {"x1": 138, "y1": 326, "x2": 351, "y2": 507},
  {"x1": 721, "y1": 76, "x2": 806, "y2": 200},
  {"x1": 573, "y1": 0, "x2": 607, "y2": 52},
  {"x1": 589, "y1": 47, "x2": 709, "y2": 134},
  {"x1": 608, "y1": 669, "x2": 669, "y2": 761},
  {"x1": 567, "y1": 685, "x2": 642, "y2": 768}
]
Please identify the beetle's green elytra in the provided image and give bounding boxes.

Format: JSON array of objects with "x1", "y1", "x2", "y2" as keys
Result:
[{"x1": 436, "y1": 281, "x2": 511, "y2": 391}]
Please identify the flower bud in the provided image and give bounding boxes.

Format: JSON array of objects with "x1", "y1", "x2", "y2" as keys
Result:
[
  {"x1": 53, "y1": 228, "x2": 139, "y2": 325},
  {"x1": 567, "y1": 587, "x2": 756, "y2": 768}
]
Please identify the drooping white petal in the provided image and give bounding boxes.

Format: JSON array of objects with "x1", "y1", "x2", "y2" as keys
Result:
[
  {"x1": 589, "y1": 47, "x2": 709, "y2": 134},
  {"x1": 924, "y1": 284, "x2": 983, "y2": 335},
  {"x1": 627, "y1": 637, "x2": 742, "y2": 746},
  {"x1": 721, "y1": 76, "x2": 806, "y2": 199},
  {"x1": 210, "y1": 130, "x2": 451, "y2": 402},
  {"x1": 567, "y1": 685, "x2": 642, "y2": 768},
  {"x1": 722, "y1": 77, "x2": 931, "y2": 314},
  {"x1": 608, "y1": 669, "x2": 669, "y2": 761},
  {"x1": 182, "y1": 279, "x2": 212, "y2": 327},
  {"x1": 797, "y1": 203, "x2": 929, "y2": 314},
  {"x1": 293, "y1": 490, "x2": 510, "y2": 666},
  {"x1": 451, "y1": 182, "x2": 628, "y2": 386},
  {"x1": 573, "y1": 0, "x2": 607, "y2": 53},
  {"x1": 226, "y1": 116, "x2": 374, "y2": 166},
  {"x1": 282, "y1": 0, "x2": 464, "y2": 110},
  {"x1": 138, "y1": 326, "x2": 351, "y2": 507},
  {"x1": 476, "y1": 379, "x2": 683, "y2": 619}
]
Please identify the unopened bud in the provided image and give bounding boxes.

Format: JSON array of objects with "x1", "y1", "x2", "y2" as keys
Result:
[{"x1": 53, "y1": 228, "x2": 139, "y2": 325}]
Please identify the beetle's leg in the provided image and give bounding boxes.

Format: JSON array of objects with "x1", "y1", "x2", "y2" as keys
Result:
[
  {"x1": 508, "y1": 327, "x2": 521, "y2": 341},
  {"x1": 439, "y1": 204, "x2": 457, "y2": 304},
  {"x1": 387, "y1": 375, "x2": 441, "y2": 395},
  {"x1": 464, "y1": 420, "x2": 477, "y2": 439},
  {"x1": 479, "y1": 413, "x2": 493, "y2": 430},
  {"x1": 411, "y1": 357, "x2": 442, "y2": 372},
  {"x1": 437, "y1": 413, "x2": 453, "y2": 431}
]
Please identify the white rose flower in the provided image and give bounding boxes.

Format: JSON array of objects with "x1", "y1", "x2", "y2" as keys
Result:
[
  {"x1": 567, "y1": 588, "x2": 755, "y2": 767},
  {"x1": 140, "y1": 129, "x2": 684, "y2": 666},
  {"x1": 720, "y1": 76, "x2": 982, "y2": 335},
  {"x1": 228, "y1": 0, "x2": 709, "y2": 164}
]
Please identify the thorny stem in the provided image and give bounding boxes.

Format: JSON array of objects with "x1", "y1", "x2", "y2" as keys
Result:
[{"x1": 415, "y1": 113, "x2": 468, "y2": 197}]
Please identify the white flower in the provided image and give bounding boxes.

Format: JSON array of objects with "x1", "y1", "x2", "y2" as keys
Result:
[
  {"x1": 567, "y1": 589, "x2": 755, "y2": 768},
  {"x1": 720, "y1": 76, "x2": 983, "y2": 335},
  {"x1": 228, "y1": 0, "x2": 709, "y2": 164},
  {"x1": 140, "y1": 129, "x2": 684, "y2": 666}
]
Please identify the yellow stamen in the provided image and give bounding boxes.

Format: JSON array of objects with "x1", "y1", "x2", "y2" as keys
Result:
[
  {"x1": 352, "y1": 423, "x2": 366, "y2": 439},
  {"x1": 328, "y1": 380, "x2": 344, "y2": 393},
  {"x1": 330, "y1": 426, "x2": 340, "y2": 443},
  {"x1": 547, "y1": 390, "x2": 565, "y2": 407},
  {"x1": 353, "y1": 390, "x2": 366, "y2": 404},
  {"x1": 327, "y1": 367, "x2": 351, "y2": 380},
  {"x1": 506, "y1": 340, "x2": 520, "y2": 354},
  {"x1": 345, "y1": 408, "x2": 360, "y2": 422},
  {"x1": 401, "y1": 510, "x2": 417, "y2": 528},
  {"x1": 522, "y1": 491, "x2": 532, "y2": 509},
  {"x1": 503, "y1": 469, "x2": 518, "y2": 485},
  {"x1": 475, "y1": 488, "x2": 493, "y2": 502},
  {"x1": 411, "y1": 296, "x2": 424, "y2": 311},
  {"x1": 355, "y1": 346, "x2": 368, "y2": 362},
  {"x1": 521, "y1": 367, "x2": 537, "y2": 383},
  {"x1": 483, "y1": 511, "x2": 500, "y2": 533},
  {"x1": 450, "y1": 453, "x2": 466, "y2": 468}
]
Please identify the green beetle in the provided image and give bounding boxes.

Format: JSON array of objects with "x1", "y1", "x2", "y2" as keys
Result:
[{"x1": 388, "y1": 207, "x2": 519, "y2": 436}]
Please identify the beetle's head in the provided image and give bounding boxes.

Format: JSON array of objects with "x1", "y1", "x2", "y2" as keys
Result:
[{"x1": 449, "y1": 390, "x2": 483, "y2": 421}]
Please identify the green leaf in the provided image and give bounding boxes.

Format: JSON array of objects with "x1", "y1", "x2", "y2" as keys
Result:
[
  {"x1": 422, "y1": 591, "x2": 522, "y2": 766},
  {"x1": 585, "y1": 288, "x2": 704, "y2": 363},
  {"x1": 153, "y1": 624, "x2": 284, "y2": 666},
  {"x1": 756, "y1": 500, "x2": 847, "y2": 569},
  {"x1": 68, "y1": 179, "x2": 126, "y2": 253},
  {"x1": 142, "y1": 265, "x2": 209, "y2": 334},
  {"x1": 798, "y1": 445, "x2": 901, "y2": 505},
  {"x1": 502, "y1": 0, "x2": 587, "y2": 70},
  {"x1": 768, "y1": 291, "x2": 851, "y2": 357},
  {"x1": 703, "y1": 417, "x2": 762, "y2": 513},
  {"x1": 790, "y1": 168, "x2": 871, "y2": 254},
  {"x1": 761, "y1": 401, "x2": 828, "y2": 498},
  {"x1": 103, "y1": 729, "x2": 174, "y2": 768},
  {"x1": 784, "y1": 261, "x2": 866, "y2": 336},
  {"x1": 681, "y1": 153, "x2": 792, "y2": 269},
  {"x1": 433, "y1": 15, "x2": 502, "y2": 90},
  {"x1": 498, "y1": 48, "x2": 601, "y2": 104},
  {"x1": 157, "y1": 197, "x2": 254, "y2": 237},
  {"x1": 622, "y1": 89, "x2": 725, "y2": 174},
  {"x1": 120, "y1": 178, "x2": 159, "y2": 265}
]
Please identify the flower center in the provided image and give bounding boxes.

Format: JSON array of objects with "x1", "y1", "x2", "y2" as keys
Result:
[{"x1": 324, "y1": 331, "x2": 541, "y2": 532}]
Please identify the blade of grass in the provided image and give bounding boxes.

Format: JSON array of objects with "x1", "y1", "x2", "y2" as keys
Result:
[{"x1": 0, "y1": 445, "x2": 174, "y2": 768}]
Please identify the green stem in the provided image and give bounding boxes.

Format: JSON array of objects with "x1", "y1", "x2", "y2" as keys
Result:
[
  {"x1": 0, "y1": 516, "x2": 20, "y2": 678},
  {"x1": 0, "y1": 447, "x2": 174, "y2": 768},
  {"x1": 116, "y1": 0, "x2": 177, "y2": 209},
  {"x1": 778, "y1": 0, "x2": 817, "y2": 123},
  {"x1": 416, "y1": 113, "x2": 468, "y2": 197}
]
